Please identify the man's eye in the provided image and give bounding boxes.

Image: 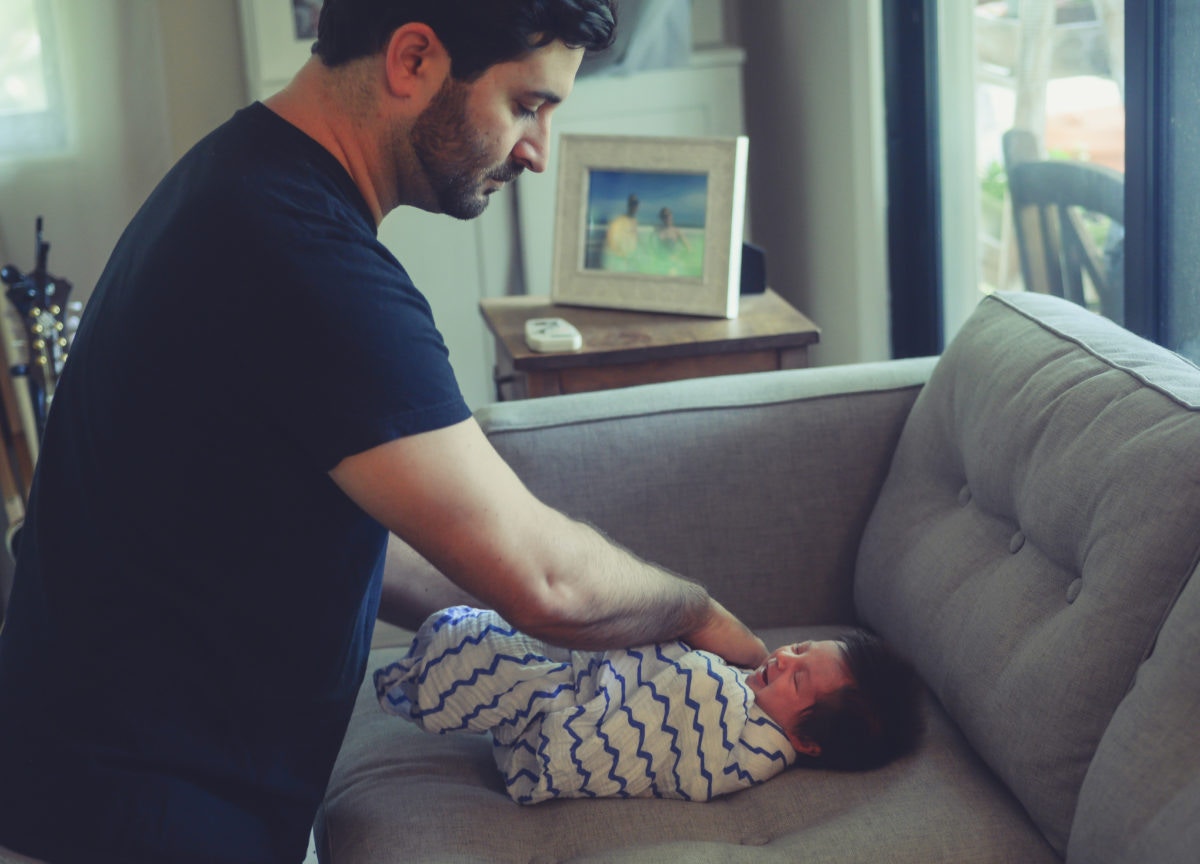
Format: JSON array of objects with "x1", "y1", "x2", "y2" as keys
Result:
[{"x1": 516, "y1": 104, "x2": 538, "y2": 119}]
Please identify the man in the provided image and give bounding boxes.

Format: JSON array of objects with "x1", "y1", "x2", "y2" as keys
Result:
[{"x1": 0, "y1": 2, "x2": 766, "y2": 862}]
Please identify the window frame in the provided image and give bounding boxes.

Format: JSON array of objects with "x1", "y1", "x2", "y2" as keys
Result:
[
  {"x1": 883, "y1": 0, "x2": 943, "y2": 358},
  {"x1": 1122, "y1": 0, "x2": 1165, "y2": 342}
]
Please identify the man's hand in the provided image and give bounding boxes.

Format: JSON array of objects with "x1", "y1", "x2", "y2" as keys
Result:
[{"x1": 683, "y1": 598, "x2": 768, "y2": 669}]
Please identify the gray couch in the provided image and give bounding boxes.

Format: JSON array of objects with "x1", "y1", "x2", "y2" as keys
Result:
[{"x1": 314, "y1": 291, "x2": 1197, "y2": 863}]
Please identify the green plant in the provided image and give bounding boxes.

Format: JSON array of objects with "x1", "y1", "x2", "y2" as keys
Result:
[{"x1": 980, "y1": 160, "x2": 1008, "y2": 202}]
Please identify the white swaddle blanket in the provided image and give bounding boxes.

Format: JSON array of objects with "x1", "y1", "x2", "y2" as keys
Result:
[{"x1": 375, "y1": 606, "x2": 796, "y2": 804}]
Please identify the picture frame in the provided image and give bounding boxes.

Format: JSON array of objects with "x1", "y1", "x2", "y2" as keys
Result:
[
  {"x1": 238, "y1": 0, "x2": 321, "y2": 100},
  {"x1": 551, "y1": 134, "x2": 749, "y2": 319}
]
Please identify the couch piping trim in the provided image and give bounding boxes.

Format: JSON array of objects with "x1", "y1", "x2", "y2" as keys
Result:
[
  {"x1": 482, "y1": 383, "x2": 928, "y2": 437},
  {"x1": 988, "y1": 294, "x2": 1200, "y2": 411}
]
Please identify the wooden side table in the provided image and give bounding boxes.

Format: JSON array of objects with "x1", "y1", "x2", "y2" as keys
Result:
[{"x1": 480, "y1": 289, "x2": 820, "y2": 400}]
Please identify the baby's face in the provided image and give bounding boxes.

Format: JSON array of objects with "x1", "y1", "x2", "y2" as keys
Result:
[{"x1": 746, "y1": 640, "x2": 853, "y2": 753}]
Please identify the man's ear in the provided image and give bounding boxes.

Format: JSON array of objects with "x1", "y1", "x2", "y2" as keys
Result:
[
  {"x1": 788, "y1": 732, "x2": 821, "y2": 758},
  {"x1": 382, "y1": 23, "x2": 451, "y2": 103}
]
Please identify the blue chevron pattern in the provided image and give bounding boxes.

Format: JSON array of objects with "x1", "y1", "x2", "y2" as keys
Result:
[{"x1": 376, "y1": 606, "x2": 797, "y2": 804}]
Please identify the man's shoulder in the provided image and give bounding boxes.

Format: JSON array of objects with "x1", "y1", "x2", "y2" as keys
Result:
[{"x1": 165, "y1": 104, "x2": 372, "y2": 240}]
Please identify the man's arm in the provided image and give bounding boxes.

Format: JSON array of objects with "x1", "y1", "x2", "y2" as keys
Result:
[{"x1": 330, "y1": 417, "x2": 767, "y2": 666}]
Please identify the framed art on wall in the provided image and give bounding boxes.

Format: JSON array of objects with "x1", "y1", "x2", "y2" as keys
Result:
[
  {"x1": 238, "y1": 0, "x2": 320, "y2": 101},
  {"x1": 550, "y1": 133, "x2": 749, "y2": 318}
]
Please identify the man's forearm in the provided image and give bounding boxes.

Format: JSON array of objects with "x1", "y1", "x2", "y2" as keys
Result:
[
  {"x1": 384, "y1": 514, "x2": 765, "y2": 667},
  {"x1": 500, "y1": 513, "x2": 767, "y2": 668},
  {"x1": 492, "y1": 514, "x2": 712, "y2": 650},
  {"x1": 330, "y1": 418, "x2": 764, "y2": 666},
  {"x1": 379, "y1": 520, "x2": 710, "y2": 649}
]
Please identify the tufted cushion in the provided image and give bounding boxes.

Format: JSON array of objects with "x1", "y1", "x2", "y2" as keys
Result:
[{"x1": 855, "y1": 292, "x2": 1200, "y2": 854}]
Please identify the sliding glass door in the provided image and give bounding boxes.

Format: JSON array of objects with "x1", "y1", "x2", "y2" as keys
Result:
[{"x1": 887, "y1": 0, "x2": 1198, "y2": 363}]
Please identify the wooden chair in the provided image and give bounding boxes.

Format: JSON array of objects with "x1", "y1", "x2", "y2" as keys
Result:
[{"x1": 1002, "y1": 128, "x2": 1125, "y2": 320}]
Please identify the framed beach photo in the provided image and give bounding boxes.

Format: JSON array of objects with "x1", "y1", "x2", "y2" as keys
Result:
[
  {"x1": 238, "y1": 0, "x2": 320, "y2": 100},
  {"x1": 551, "y1": 134, "x2": 749, "y2": 318}
]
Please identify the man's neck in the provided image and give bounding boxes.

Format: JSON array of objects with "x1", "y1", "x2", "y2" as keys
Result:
[{"x1": 264, "y1": 58, "x2": 392, "y2": 225}]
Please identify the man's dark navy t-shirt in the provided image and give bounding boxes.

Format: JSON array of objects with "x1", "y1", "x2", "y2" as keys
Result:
[{"x1": 0, "y1": 103, "x2": 471, "y2": 863}]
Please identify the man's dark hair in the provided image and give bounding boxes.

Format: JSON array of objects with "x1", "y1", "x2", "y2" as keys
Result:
[
  {"x1": 793, "y1": 630, "x2": 924, "y2": 771},
  {"x1": 313, "y1": 0, "x2": 618, "y2": 81}
]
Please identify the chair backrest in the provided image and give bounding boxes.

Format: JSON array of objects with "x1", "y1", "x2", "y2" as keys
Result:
[{"x1": 1002, "y1": 129, "x2": 1125, "y2": 320}]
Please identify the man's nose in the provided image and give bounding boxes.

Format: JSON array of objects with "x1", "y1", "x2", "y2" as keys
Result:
[{"x1": 513, "y1": 118, "x2": 550, "y2": 174}]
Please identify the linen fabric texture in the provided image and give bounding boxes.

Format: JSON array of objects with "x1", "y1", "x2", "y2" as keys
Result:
[{"x1": 375, "y1": 606, "x2": 796, "y2": 803}]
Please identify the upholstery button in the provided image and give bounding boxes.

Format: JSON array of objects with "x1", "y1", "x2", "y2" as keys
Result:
[
  {"x1": 1009, "y1": 532, "x2": 1025, "y2": 554},
  {"x1": 1066, "y1": 578, "x2": 1083, "y2": 603},
  {"x1": 958, "y1": 485, "x2": 972, "y2": 505}
]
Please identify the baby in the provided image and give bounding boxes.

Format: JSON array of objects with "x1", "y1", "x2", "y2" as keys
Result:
[{"x1": 376, "y1": 606, "x2": 921, "y2": 804}]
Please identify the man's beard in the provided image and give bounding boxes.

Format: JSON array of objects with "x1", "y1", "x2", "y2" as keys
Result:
[{"x1": 407, "y1": 77, "x2": 523, "y2": 220}]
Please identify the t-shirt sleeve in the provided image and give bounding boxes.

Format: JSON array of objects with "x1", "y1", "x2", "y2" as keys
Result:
[{"x1": 243, "y1": 216, "x2": 471, "y2": 471}]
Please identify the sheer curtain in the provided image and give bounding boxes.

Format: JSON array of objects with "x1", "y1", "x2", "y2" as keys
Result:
[
  {"x1": 0, "y1": 0, "x2": 172, "y2": 307},
  {"x1": 0, "y1": 0, "x2": 67, "y2": 160}
]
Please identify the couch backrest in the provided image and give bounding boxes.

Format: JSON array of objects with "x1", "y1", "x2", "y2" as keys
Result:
[
  {"x1": 854, "y1": 292, "x2": 1200, "y2": 855},
  {"x1": 1067, "y1": 554, "x2": 1200, "y2": 864},
  {"x1": 478, "y1": 358, "x2": 932, "y2": 629}
]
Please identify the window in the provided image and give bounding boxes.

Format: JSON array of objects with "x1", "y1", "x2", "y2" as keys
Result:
[
  {"x1": 0, "y1": 0, "x2": 66, "y2": 157},
  {"x1": 886, "y1": 0, "x2": 1200, "y2": 364},
  {"x1": 970, "y1": 1, "x2": 1124, "y2": 308}
]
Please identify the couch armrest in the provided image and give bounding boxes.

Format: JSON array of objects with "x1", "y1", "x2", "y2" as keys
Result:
[{"x1": 475, "y1": 358, "x2": 935, "y2": 629}]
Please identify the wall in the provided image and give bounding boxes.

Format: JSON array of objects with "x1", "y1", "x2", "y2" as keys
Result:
[
  {"x1": 732, "y1": 0, "x2": 892, "y2": 366},
  {"x1": 158, "y1": 1, "x2": 247, "y2": 162}
]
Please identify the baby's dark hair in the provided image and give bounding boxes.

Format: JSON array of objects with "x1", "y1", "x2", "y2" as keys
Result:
[
  {"x1": 793, "y1": 630, "x2": 924, "y2": 771},
  {"x1": 313, "y1": 0, "x2": 618, "y2": 81}
]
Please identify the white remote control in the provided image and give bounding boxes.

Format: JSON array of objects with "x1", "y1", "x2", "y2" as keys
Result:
[{"x1": 524, "y1": 317, "x2": 583, "y2": 353}]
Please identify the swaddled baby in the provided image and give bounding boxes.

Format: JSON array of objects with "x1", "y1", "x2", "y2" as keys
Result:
[{"x1": 375, "y1": 606, "x2": 919, "y2": 804}]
